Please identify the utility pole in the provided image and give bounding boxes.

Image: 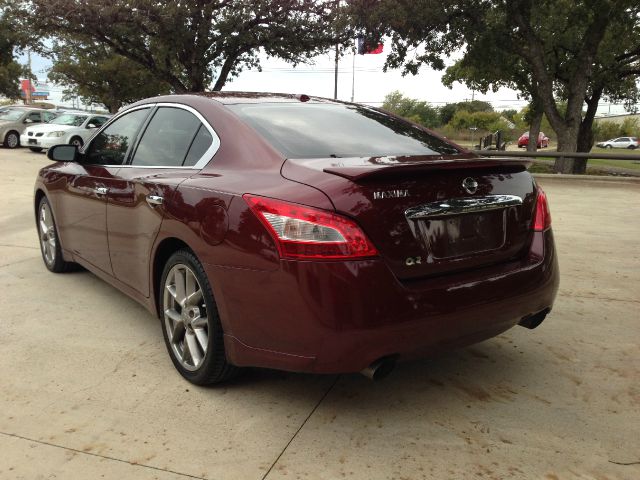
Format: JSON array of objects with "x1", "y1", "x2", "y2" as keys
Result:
[
  {"x1": 334, "y1": 44, "x2": 339, "y2": 100},
  {"x1": 26, "y1": 49, "x2": 33, "y2": 105},
  {"x1": 350, "y1": 47, "x2": 355, "y2": 102}
]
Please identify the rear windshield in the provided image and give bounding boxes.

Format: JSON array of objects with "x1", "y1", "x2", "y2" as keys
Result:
[{"x1": 227, "y1": 103, "x2": 460, "y2": 158}]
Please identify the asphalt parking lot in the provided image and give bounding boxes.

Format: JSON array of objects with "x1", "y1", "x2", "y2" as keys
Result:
[{"x1": 0, "y1": 147, "x2": 638, "y2": 480}]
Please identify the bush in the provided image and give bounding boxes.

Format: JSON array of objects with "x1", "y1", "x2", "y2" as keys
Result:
[{"x1": 593, "y1": 121, "x2": 622, "y2": 141}]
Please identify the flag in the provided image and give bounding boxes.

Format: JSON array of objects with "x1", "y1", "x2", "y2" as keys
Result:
[{"x1": 357, "y1": 37, "x2": 383, "y2": 55}]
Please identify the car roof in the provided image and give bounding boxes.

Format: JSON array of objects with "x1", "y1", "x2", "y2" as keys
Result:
[{"x1": 145, "y1": 92, "x2": 343, "y2": 105}]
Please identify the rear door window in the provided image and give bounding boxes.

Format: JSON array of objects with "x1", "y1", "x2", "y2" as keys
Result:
[{"x1": 130, "y1": 107, "x2": 202, "y2": 167}]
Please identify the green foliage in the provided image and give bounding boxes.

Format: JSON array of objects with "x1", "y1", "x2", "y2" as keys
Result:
[
  {"x1": 594, "y1": 118, "x2": 640, "y2": 140},
  {"x1": 351, "y1": 0, "x2": 640, "y2": 172},
  {"x1": 48, "y1": 40, "x2": 171, "y2": 113},
  {"x1": 0, "y1": 5, "x2": 28, "y2": 99},
  {"x1": 12, "y1": 0, "x2": 348, "y2": 93},
  {"x1": 619, "y1": 118, "x2": 640, "y2": 137},
  {"x1": 381, "y1": 91, "x2": 440, "y2": 128},
  {"x1": 439, "y1": 100, "x2": 493, "y2": 125},
  {"x1": 449, "y1": 110, "x2": 508, "y2": 133},
  {"x1": 593, "y1": 121, "x2": 622, "y2": 141}
]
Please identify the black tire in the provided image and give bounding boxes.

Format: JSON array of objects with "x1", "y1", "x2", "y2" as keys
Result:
[
  {"x1": 605, "y1": 144, "x2": 613, "y2": 149},
  {"x1": 29, "y1": 147, "x2": 43, "y2": 153},
  {"x1": 160, "y1": 249, "x2": 239, "y2": 385},
  {"x1": 69, "y1": 136, "x2": 84, "y2": 148},
  {"x1": 37, "y1": 196, "x2": 75, "y2": 273},
  {"x1": 3, "y1": 131, "x2": 19, "y2": 149}
]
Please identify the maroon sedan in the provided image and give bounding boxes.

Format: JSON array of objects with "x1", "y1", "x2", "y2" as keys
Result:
[{"x1": 35, "y1": 93, "x2": 559, "y2": 384}]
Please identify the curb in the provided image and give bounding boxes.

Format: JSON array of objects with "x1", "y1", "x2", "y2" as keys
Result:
[{"x1": 533, "y1": 173, "x2": 640, "y2": 183}]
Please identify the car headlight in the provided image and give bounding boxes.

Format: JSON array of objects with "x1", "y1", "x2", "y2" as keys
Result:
[{"x1": 47, "y1": 131, "x2": 66, "y2": 137}]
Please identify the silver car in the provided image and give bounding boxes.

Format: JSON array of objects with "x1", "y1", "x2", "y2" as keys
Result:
[
  {"x1": 597, "y1": 136, "x2": 639, "y2": 149},
  {"x1": 21, "y1": 112, "x2": 110, "y2": 152},
  {"x1": 0, "y1": 108, "x2": 58, "y2": 149}
]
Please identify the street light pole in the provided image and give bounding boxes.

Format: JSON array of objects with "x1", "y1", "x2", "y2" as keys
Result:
[{"x1": 351, "y1": 47, "x2": 355, "y2": 102}]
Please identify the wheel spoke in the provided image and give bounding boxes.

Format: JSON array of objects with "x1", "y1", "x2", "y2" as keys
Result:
[
  {"x1": 185, "y1": 289, "x2": 202, "y2": 307},
  {"x1": 170, "y1": 321, "x2": 186, "y2": 344},
  {"x1": 39, "y1": 220, "x2": 48, "y2": 235},
  {"x1": 185, "y1": 331, "x2": 202, "y2": 366},
  {"x1": 191, "y1": 316, "x2": 207, "y2": 329},
  {"x1": 194, "y1": 328, "x2": 208, "y2": 352},
  {"x1": 164, "y1": 308, "x2": 181, "y2": 324},
  {"x1": 173, "y1": 268, "x2": 186, "y2": 306}
]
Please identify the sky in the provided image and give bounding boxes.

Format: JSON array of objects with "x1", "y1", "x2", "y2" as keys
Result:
[{"x1": 17, "y1": 47, "x2": 631, "y2": 117}]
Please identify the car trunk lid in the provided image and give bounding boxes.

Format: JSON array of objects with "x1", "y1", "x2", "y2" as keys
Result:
[{"x1": 282, "y1": 155, "x2": 538, "y2": 279}]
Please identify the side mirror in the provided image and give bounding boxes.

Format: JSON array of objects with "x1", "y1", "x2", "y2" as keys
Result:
[
  {"x1": 24, "y1": 118, "x2": 34, "y2": 124},
  {"x1": 87, "y1": 123, "x2": 97, "y2": 129},
  {"x1": 47, "y1": 144, "x2": 79, "y2": 162}
]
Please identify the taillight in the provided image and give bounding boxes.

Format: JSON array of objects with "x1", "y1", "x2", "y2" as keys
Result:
[
  {"x1": 243, "y1": 194, "x2": 378, "y2": 260},
  {"x1": 532, "y1": 187, "x2": 551, "y2": 231}
]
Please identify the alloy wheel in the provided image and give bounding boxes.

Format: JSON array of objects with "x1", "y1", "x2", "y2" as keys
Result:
[
  {"x1": 39, "y1": 202, "x2": 56, "y2": 266},
  {"x1": 6, "y1": 133, "x2": 18, "y2": 148},
  {"x1": 163, "y1": 264, "x2": 208, "y2": 371}
]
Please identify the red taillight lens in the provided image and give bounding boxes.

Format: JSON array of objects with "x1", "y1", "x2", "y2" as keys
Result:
[
  {"x1": 533, "y1": 187, "x2": 551, "y2": 231},
  {"x1": 243, "y1": 194, "x2": 378, "y2": 260}
]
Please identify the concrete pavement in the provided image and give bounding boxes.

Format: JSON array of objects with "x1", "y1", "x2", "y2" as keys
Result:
[{"x1": 0, "y1": 148, "x2": 638, "y2": 480}]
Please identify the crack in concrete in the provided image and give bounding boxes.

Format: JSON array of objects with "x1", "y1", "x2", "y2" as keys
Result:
[
  {"x1": 261, "y1": 375, "x2": 341, "y2": 480},
  {"x1": 559, "y1": 292, "x2": 640, "y2": 304},
  {"x1": 0, "y1": 431, "x2": 207, "y2": 480},
  {"x1": 0, "y1": 256, "x2": 37, "y2": 269},
  {"x1": 0, "y1": 244, "x2": 39, "y2": 249}
]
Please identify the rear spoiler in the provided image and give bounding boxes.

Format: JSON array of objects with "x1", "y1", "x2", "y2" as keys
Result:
[{"x1": 318, "y1": 156, "x2": 533, "y2": 181}]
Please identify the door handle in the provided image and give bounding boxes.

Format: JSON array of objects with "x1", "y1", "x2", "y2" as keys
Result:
[
  {"x1": 94, "y1": 186, "x2": 108, "y2": 196},
  {"x1": 146, "y1": 194, "x2": 164, "y2": 207}
]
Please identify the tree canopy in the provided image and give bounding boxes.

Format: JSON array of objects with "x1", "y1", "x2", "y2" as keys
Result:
[
  {"x1": 0, "y1": 4, "x2": 28, "y2": 99},
  {"x1": 14, "y1": 0, "x2": 348, "y2": 93},
  {"x1": 48, "y1": 40, "x2": 171, "y2": 113},
  {"x1": 351, "y1": 0, "x2": 640, "y2": 173}
]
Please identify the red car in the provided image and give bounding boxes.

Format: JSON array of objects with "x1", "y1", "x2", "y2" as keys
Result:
[
  {"x1": 36, "y1": 93, "x2": 559, "y2": 384},
  {"x1": 518, "y1": 131, "x2": 549, "y2": 148}
]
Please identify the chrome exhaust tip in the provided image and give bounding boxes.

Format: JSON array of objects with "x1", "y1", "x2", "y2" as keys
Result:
[{"x1": 360, "y1": 357, "x2": 396, "y2": 380}]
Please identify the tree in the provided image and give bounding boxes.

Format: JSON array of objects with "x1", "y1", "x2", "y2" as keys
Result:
[
  {"x1": 439, "y1": 100, "x2": 493, "y2": 125},
  {"x1": 382, "y1": 90, "x2": 440, "y2": 127},
  {"x1": 0, "y1": 4, "x2": 29, "y2": 99},
  {"x1": 13, "y1": 0, "x2": 348, "y2": 93},
  {"x1": 48, "y1": 40, "x2": 171, "y2": 113},
  {"x1": 351, "y1": 0, "x2": 640, "y2": 173}
]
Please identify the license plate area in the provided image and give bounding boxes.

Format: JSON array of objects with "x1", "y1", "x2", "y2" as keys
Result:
[
  {"x1": 28, "y1": 139, "x2": 37, "y2": 145},
  {"x1": 416, "y1": 210, "x2": 506, "y2": 259}
]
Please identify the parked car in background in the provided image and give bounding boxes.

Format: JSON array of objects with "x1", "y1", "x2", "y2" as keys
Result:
[
  {"x1": 36, "y1": 93, "x2": 559, "y2": 384},
  {"x1": 0, "y1": 107, "x2": 57, "y2": 148},
  {"x1": 596, "y1": 137, "x2": 638, "y2": 149},
  {"x1": 517, "y1": 131, "x2": 549, "y2": 148},
  {"x1": 21, "y1": 112, "x2": 110, "y2": 152}
]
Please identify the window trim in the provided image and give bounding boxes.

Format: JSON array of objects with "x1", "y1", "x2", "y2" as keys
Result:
[{"x1": 115, "y1": 103, "x2": 220, "y2": 170}]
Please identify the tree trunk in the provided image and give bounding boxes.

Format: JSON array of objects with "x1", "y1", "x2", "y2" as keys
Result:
[
  {"x1": 527, "y1": 109, "x2": 542, "y2": 152},
  {"x1": 577, "y1": 86, "x2": 604, "y2": 153},
  {"x1": 554, "y1": 127, "x2": 587, "y2": 174}
]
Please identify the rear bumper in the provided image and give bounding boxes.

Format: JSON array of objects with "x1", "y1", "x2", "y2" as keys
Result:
[{"x1": 209, "y1": 230, "x2": 559, "y2": 374}]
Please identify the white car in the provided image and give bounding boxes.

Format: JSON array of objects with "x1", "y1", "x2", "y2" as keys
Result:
[
  {"x1": 21, "y1": 112, "x2": 110, "y2": 152},
  {"x1": 596, "y1": 136, "x2": 639, "y2": 149}
]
